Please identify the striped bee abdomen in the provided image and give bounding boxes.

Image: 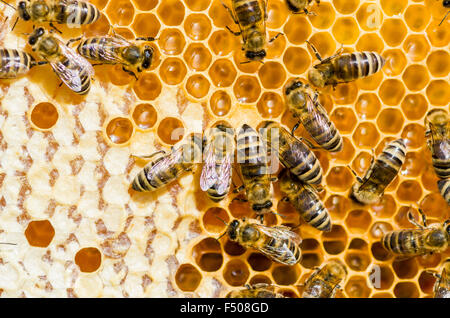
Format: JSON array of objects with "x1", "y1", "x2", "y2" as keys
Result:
[
  {"x1": 77, "y1": 37, "x2": 118, "y2": 63},
  {"x1": 265, "y1": 236, "x2": 301, "y2": 265},
  {"x1": 382, "y1": 229, "x2": 421, "y2": 255},
  {"x1": 234, "y1": 0, "x2": 263, "y2": 27},
  {"x1": 334, "y1": 52, "x2": 385, "y2": 82},
  {"x1": 62, "y1": 57, "x2": 91, "y2": 95},
  {"x1": 0, "y1": 49, "x2": 34, "y2": 78},
  {"x1": 438, "y1": 179, "x2": 450, "y2": 205},
  {"x1": 302, "y1": 112, "x2": 343, "y2": 152},
  {"x1": 291, "y1": 186, "x2": 331, "y2": 232},
  {"x1": 431, "y1": 141, "x2": 450, "y2": 179},
  {"x1": 58, "y1": 1, "x2": 101, "y2": 25},
  {"x1": 237, "y1": 124, "x2": 268, "y2": 172}
]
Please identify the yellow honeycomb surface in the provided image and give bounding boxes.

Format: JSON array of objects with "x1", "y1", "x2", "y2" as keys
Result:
[{"x1": 0, "y1": 0, "x2": 449, "y2": 298}]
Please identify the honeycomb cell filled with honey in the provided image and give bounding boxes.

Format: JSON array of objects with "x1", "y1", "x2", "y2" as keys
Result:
[{"x1": 0, "y1": 0, "x2": 448, "y2": 299}]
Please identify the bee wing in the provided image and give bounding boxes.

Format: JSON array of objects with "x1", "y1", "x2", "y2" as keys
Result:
[
  {"x1": 200, "y1": 142, "x2": 218, "y2": 191},
  {"x1": 144, "y1": 146, "x2": 184, "y2": 180},
  {"x1": 254, "y1": 224, "x2": 302, "y2": 245},
  {"x1": 59, "y1": 43, "x2": 95, "y2": 77},
  {"x1": 306, "y1": 94, "x2": 331, "y2": 131},
  {"x1": 98, "y1": 36, "x2": 134, "y2": 64},
  {"x1": 215, "y1": 151, "x2": 233, "y2": 195}
]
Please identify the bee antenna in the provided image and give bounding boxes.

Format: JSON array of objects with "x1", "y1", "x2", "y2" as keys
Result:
[
  {"x1": 216, "y1": 231, "x2": 227, "y2": 242},
  {"x1": 439, "y1": 11, "x2": 450, "y2": 26},
  {"x1": 0, "y1": 242, "x2": 16, "y2": 245},
  {"x1": 11, "y1": 17, "x2": 19, "y2": 32},
  {"x1": 271, "y1": 211, "x2": 287, "y2": 219},
  {"x1": 0, "y1": 0, "x2": 16, "y2": 10},
  {"x1": 214, "y1": 215, "x2": 228, "y2": 226}
]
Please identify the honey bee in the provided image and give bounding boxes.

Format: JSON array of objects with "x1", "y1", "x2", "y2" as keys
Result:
[
  {"x1": 0, "y1": 48, "x2": 46, "y2": 78},
  {"x1": 280, "y1": 171, "x2": 331, "y2": 232},
  {"x1": 440, "y1": 0, "x2": 450, "y2": 25},
  {"x1": 2, "y1": 0, "x2": 101, "y2": 31},
  {"x1": 72, "y1": 33, "x2": 156, "y2": 79},
  {"x1": 350, "y1": 138, "x2": 406, "y2": 205},
  {"x1": 200, "y1": 123, "x2": 235, "y2": 202},
  {"x1": 284, "y1": 79, "x2": 343, "y2": 152},
  {"x1": 28, "y1": 27, "x2": 94, "y2": 95},
  {"x1": 428, "y1": 259, "x2": 450, "y2": 298},
  {"x1": 438, "y1": 179, "x2": 450, "y2": 205},
  {"x1": 382, "y1": 208, "x2": 450, "y2": 257},
  {"x1": 286, "y1": 0, "x2": 320, "y2": 15},
  {"x1": 132, "y1": 134, "x2": 203, "y2": 193},
  {"x1": 226, "y1": 283, "x2": 285, "y2": 298},
  {"x1": 425, "y1": 109, "x2": 450, "y2": 180},
  {"x1": 221, "y1": 0, "x2": 283, "y2": 62},
  {"x1": 260, "y1": 121, "x2": 322, "y2": 185},
  {"x1": 301, "y1": 260, "x2": 347, "y2": 298},
  {"x1": 220, "y1": 218, "x2": 302, "y2": 265},
  {"x1": 306, "y1": 41, "x2": 385, "y2": 88},
  {"x1": 235, "y1": 124, "x2": 274, "y2": 218}
]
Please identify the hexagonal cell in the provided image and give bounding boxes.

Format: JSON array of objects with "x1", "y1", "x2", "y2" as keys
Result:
[
  {"x1": 352, "y1": 151, "x2": 372, "y2": 176},
  {"x1": 393, "y1": 257, "x2": 418, "y2": 279},
  {"x1": 420, "y1": 193, "x2": 450, "y2": 219},
  {"x1": 380, "y1": 0, "x2": 408, "y2": 16},
  {"x1": 132, "y1": 103, "x2": 157, "y2": 131},
  {"x1": 90, "y1": 0, "x2": 108, "y2": 10},
  {"x1": 382, "y1": 49, "x2": 407, "y2": 78},
  {"x1": 396, "y1": 180, "x2": 423, "y2": 202},
  {"x1": 107, "y1": 65, "x2": 135, "y2": 86},
  {"x1": 345, "y1": 276, "x2": 371, "y2": 298},
  {"x1": 202, "y1": 207, "x2": 229, "y2": 234},
  {"x1": 186, "y1": 74, "x2": 210, "y2": 99},
  {"x1": 331, "y1": 107, "x2": 357, "y2": 133},
  {"x1": 248, "y1": 275, "x2": 272, "y2": 286},
  {"x1": 401, "y1": 94, "x2": 428, "y2": 121},
  {"x1": 272, "y1": 265, "x2": 300, "y2": 285},
  {"x1": 345, "y1": 209, "x2": 372, "y2": 234},
  {"x1": 223, "y1": 259, "x2": 250, "y2": 286},
  {"x1": 352, "y1": 122, "x2": 380, "y2": 149},
  {"x1": 401, "y1": 123, "x2": 425, "y2": 149},
  {"x1": 25, "y1": 220, "x2": 55, "y2": 248},
  {"x1": 371, "y1": 242, "x2": 393, "y2": 262},
  {"x1": 247, "y1": 253, "x2": 272, "y2": 272},
  {"x1": 403, "y1": 34, "x2": 431, "y2": 62},
  {"x1": 300, "y1": 253, "x2": 323, "y2": 269},
  {"x1": 355, "y1": 93, "x2": 381, "y2": 120},
  {"x1": 106, "y1": 0, "x2": 134, "y2": 26},
  {"x1": 308, "y1": 2, "x2": 335, "y2": 29},
  {"x1": 300, "y1": 238, "x2": 320, "y2": 251},
  {"x1": 332, "y1": 0, "x2": 359, "y2": 14},
  {"x1": 427, "y1": 80, "x2": 450, "y2": 106},
  {"x1": 345, "y1": 251, "x2": 371, "y2": 271},
  {"x1": 379, "y1": 79, "x2": 405, "y2": 106},
  {"x1": 371, "y1": 195, "x2": 397, "y2": 218},
  {"x1": 332, "y1": 17, "x2": 359, "y2": 44},
  {"x1": 157, "y1": 0, "x2": 185, "y2": 26},
  {"x1": 417, "y1": 253, "x2": 442, "y2": 269},
  {"x1": 282, "y1": 47, "x2": 310, "y2": 75},
  {"x1": 223, "y1": 239, "x2": 246, "y2": 256},
  {"x1": 132, "y1": 13, "x2": 161, "y2": 38},
  {"x1": 209, "y1": 59, "x2": 237, "y2": 87},
  {"x1": 265, "y1": 0, "x2": 289, "y2": 28},
  {"x1": 284, "y1": 15, "x2": 312, "y2": 44},
  {"x1": 326, "y1": 166, "x2": 353, "y2": 191},
  {"x1": 419, "y1": 270, "x2": 438, "y2": 295},
  {"x1": 376, "y1": 108, "x2": 405, "y2": 134},
  {"x1": 426, "y1": 20, "x2": 450, "y2": 47},
  {"x1": 395, "y1": 206, "x2": 421, "y2": 229},
  {"x1": 421, "y1": 165, "x2": 440, "y2": 192},
  {"x1": 208, "y1": 30, "x2": 238, "y2": 56},
  {"x1": 133, "y1": 73, "x2": 162, "y2": 101},
  {"x1": 370, "y1": 265, "x2": 394, "y2": 290},
  {"x1": 82, "y1": 14, "x2": 111, "y2": 37},
  {"x1": 380, "y1": 19, "x2": 407, "y2": 47},
  {"x1": 106, "y1": 117, "x2": 134, "y2": 145},
  {"x1": 348, "y1": 238, "x2": 368, "y2": 250},
  {"x1": 210, "y1": 90, "x2": 232, "y2": 117},
  {"x1": 330, "y1": 138, "x2": 355, "y2": 163},
  {"x1": 30, "y1": 102, "x2": 58, "y2": 130},
  {"x1": 370, "y1": 222, "x2": 393, "y2": 240},
  {"x1": 356, "y1": 33, "x2": 384, "y2": 53},
  {"x1": 208, "y1": 0, "x2": 235, "y2": 28},
  {"x1": 175, "y1": 263, "x2": 202, "y2": 291},
  {"x1": 401, "y1": 151, "x2": 425, "y2": 178},
  {"x1": 393, "y1": 282, "x2": 419, "y2": 298},
  {"x1": 427, "y1": 50, "x2": 450, "y2": 77},
  {"x1": 158, "y1": 28, "x2": 186, "y2": 55},
  {"x1": 257, "y1": 92, "x2": 284, "y2": 119},
  {"x1": 266, "y1": 31, "x2": 287, "y2": 59},
  {"x1": 356, "y1": 3, "x2": 383, "y2": 31},
  {"x1": 183, "y1": 44, "x2": 212, "y2": 72},
  {"x1": 325, "y1": 195, "x2": 351, "y2": 220},
  {"x1": 228, "y1": 194, "x2": 256, "y2": 219},
  {"x1": 258, "y1": 62, "x2": 286, "y2": 89},
  {"x1": 157, "y1": 117, "x2": 184, "y2": 145},
  {"x1": 404, "y1": 4, "x2": 430, "y2": 32},
  {"x1": 402, "y1": 65, "x2": 430, "y2": 91},
  {"x1": 184, "y1": 0, "x2": 209, "y2": 11},
  {"x1": 75, "y1": 247, "x2": 102, "y2": 273},
  {"x1": 192, "y1": 238, "x2": 223, "y2": 272},
  {"x1": 322, "y1": 224, "x2": 348, "y2": 255},
  {"x1": 159, "y1": 57, "x2": 187, "y2": 85},
  {"x1": 184, "y1": 14, "x2": 212, "y2": 41},
  {"x1": 132, "y1": 0, "x2": 158, "y2": 10},
  {"x1": 233, "y1": 76, "x2": 261, "y2": 104}
]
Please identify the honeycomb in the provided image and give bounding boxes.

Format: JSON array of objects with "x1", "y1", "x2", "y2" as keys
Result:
[{"x1": 0, "y1": 0, "x2": 448, "y2": 298}]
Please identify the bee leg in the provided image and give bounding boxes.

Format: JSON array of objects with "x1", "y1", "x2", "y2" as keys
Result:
[
  {"x1": 122, "y1": 67, "x2": 138, "y2": 80},
  {"x1": 424, "y1": 270, "x2": 441, "y2": 280},
  {"x1": 303, "y1": 9, "x2": 317, "y2": 16},
  {"x1": 439, "y1": 11, "x2": 450, "y2": 26},
  {"x1": 280, "y1": 196, "x2": 289, "y2": 202},
  {"x1": 347, "y1": 165, "x2": 364, "y2": 184},
  {"x1": 291, "y1": 122, "x2": 300, "y2": 136},
  {"x1": 136, "y1": 36, "x2": 158, "y2": 42},
  {"x1": 49, "y1": 22, "x2": 62, "y2": 34},
  {"x1": 305, "y1": 40, "x2": 323, "y2": 62},
  {"x1": 225, "y1": 25, "x2": 241, "y2": 36},
  {"x1": 417, "y1": 208, "x2": 428, "y2": 227},
  {"x1": 407, "y1": 207, "x2": 424, "y2": 229},
  {"x1": 220, "y1": 0, "x2": 239, "y2": 25},
  {"x1": 263, "y1": 0, "x2": 268, "y2": 20},
  {"x1": 268, "y1": 32, "x2": 284, "y2": 43},
  {"x1": 132, "y1": 150, "x2": 166, "y2": 160},
  {"x1": 257, "y1": 214, "x2": 264, "y2": 223},
  {"x1": 232, "y1": 183, "x2": 245, "y2": 194},
  {"x1": 66, "y1": 36, "x2": 83, "y2": 47},
  {"x1": 330, "y1": 284, "x2": 342, "y2": 298}
]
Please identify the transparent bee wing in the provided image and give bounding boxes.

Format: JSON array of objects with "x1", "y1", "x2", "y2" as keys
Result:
[
  {"x1": 59, "y1": 41, "x2": 95, "y2": 77},
  {"x1": 200, "y1": 142, "x2": 218, "y2": 191},
  {"x1": 255, "y1": 224, "x2": 302, "y2": 245},
  {"x1": 96, "y1": 36, "x2": 134, "y2": 64},
  {"x1": 145, "y1": 145, "x2": 184, "y2": 181},
  {"x1": 306, "y1": 94, "x2": 331, "y2": 134},
  {"x1": 215, "y1": 152, "x2": 233, "y2": 195},
  {"x1": 51, "y1": 62, "x2": 82, "y2": 92}
]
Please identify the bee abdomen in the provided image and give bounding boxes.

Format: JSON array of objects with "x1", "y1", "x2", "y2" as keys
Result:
[
  {"x1": 438, "y1": 179, "x2": 450, "y2": 204},
  {"x1": 77, "y1": 37, "x2": 114, "y2": 63},
  {"x1": 60, "y1": 1, "x2": 101, "y2": 25},
  {"x1": 0, "y1": 49, "x2": 33, "y2": 78},
  {"x1": 299, "y1": 198, "x2": 331, "y2": 232},
  {"x1": 382, "y1": 230, "x2": 419, "y2": 255},
  {"x1": 336, "y1": 52, "x2": 385, "y2": 81},
  {"x1": 378, "y1": 139, "x2": 407, "y2": 171},
  {"x1": 290, "y1": 151, "x2": 323, "y2": 184},
  {"x1": 311, "y1": 122, "x2": 343, "y2": 152},
  {"x1": 132, "y1": 165, "x2": 158, "y2": 192},
  {"x1": 237, "y1": 124, "x2": 267, "y2": 165},
  {"x1": 235, "y1": 0, "x2": 263, "y2": 26},
  {"x1": 432, "y1": 156, "x2": 450, "y2": 179}
]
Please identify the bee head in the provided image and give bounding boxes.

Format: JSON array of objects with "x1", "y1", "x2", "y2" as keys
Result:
[
  {"x1": 141, "y1": 45, "x2": 154, "y2": 70},
  {"x1": 444, "y1": 0, "x2": 450, "y2": 8},
  {"x1": 28, "y1": 27, "x2": 45, "y2": 46},
  {"x1": 18, "y1": 1, "x2": 31, "y2": 21},
  {"x1": 426, "y1": 228, "x2": 447, "y2": 248},
  {"x1": 308, "y1": 68, "x2": 326, "y2": 88},
  {"x1": 227, "y1": 220, "x2": 240, "y2": 241}
]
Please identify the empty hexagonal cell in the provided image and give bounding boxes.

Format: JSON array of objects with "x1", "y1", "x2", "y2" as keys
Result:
[
  {"x1": 132, "y1": 0, "x2": 158, "y2": 10},
  {"x1": 345, "y1": 209, "x2": 372, "y2": 234},
  {"x1": 30, "y1": 102, "x2": 58, "y2": 130},
  {"x1": 208, "y1": 30, "x2": 238, "y2": 56},
  {"x1": 401, "y1": 152, "x2": 425, "y2": 178},
  {"x1": 380, "y1": 19, "x2": 407, "y2": 46},
  {"x1": 159, "y1": 29, "x2": 186, "y2": 55},
  {"x1": 345, "y1": 251, "x2": 371, "y2": 272},
  {"x1": 394, "y1": 282, "x2": 419, "y2": 298},
  {"x1": 183, "y1": 44, "x2": 212, "y2": 72},
  {"x1": 352, "y1": 122, "x2": 380, "y2": 148},
  {"x1": 376, "y1": 108, "x2": 404, "y2": 134},
  {"x1": 392, "y1": 257, "x2": 419, "y2": 279},
  {"x1": 332, "y1": 17, "x2": 359, "y2": 44},
  {"x1": 426, "y1": 20, "x2": 450, "y2": 47},
  {"x1": 75, "y1": 247, "x2": 102, "y2": 273},
  {"x1": 283, "y1": 47, "x2": 310, "y2": 75},
  {"x1": 355, "y1": 93, "x2": 381, "y2": 120},
  {"x1": 308, "y1": 2, "x2": 335, "y2": 29},
  {"x1": 420, "y1": 193, "x2": 450, "y2": 219},
  {"x1": 184, "y1": 14, "x2": 211, "y2": 41},
  {"x1": 348, "y1": 238, "x2": 368, "y2": 250},
  {"x1": 402, "y1": 65, "x2": 430, "y2": 91},
  {"x1": 325, "y1": 195, "x2": 351, "y2": 220},
  {"x1": 326, "y1": 166, "x2": 353, "y2": 191},
  {"x1": 404, "y1": 4, "x2": 430, "y2": 32},
  {"x1": 330, "y1": 138, "x2": 355, "y2": 163},
  {"x1": 209, "y1": 59, "x2": 237, "y2": 87},
  {"x1": 106, "y1": 117, "x2": 134, "y2": 145},
  {"x1": 247, "y1": 253, "x2": 272, "y2": 272},
  {"x1": 427, "y1": 80, "x2": 450, "y2": 106},
  {"x1": 272, "y1": 265, "x2": 300, "y2": 285},
  {"x1": 401, "y1": 94, "x2": 428, "y2": 121},
  {"x1": 25, "y1": 220, "x2": 55, "y2": 248},
  {"x1": 427, "y1": 50, "x2": 450, "y2": 77},
  {"x1": 257, "y1": 92, "x2": 284, "y2": 119},
  {"x1": 157, "y1": 117, "x2": 184, "y2": 145},
  {"x1": 356, "y1": 33, "x2": 384, "y2": 53},
  {"x1": 175, "y1": 263, "x2": 202, "y2": 291},
  {"x1": 345, "y1": 276, "x2": 371, "y2": 298},
  {"x1": 223, "y1": 259, "x2": 250, "y2": 286},
  {"x1": 233, "y1": 76, "x2": 261, "y2": 104},
  {"x1": 379, "y1": 79, "x2": 405, "y2": 106},
  {"x1": 210, "y1": 90, "x2": 232, "y2": 117},
  {"x1": 248, "y1": 274, "x2": 272, "y2": 286},
  {"x1": 370, "y1": 265, "x2": 395, "y2": 290},
  {"x1": 356, "y1": 3, "x2": 383, "y2": 31},
  {"x1": 371, "y1": 195, "x2": 397, "y2": 218},
  {"x1": 186, "y1": 75, "x2": 210, "y2": 99},
  {"x1": 223, "y1": 239, "x2": 246, "y2": 256},
  {"x1": 132, "y1": 103, "x2": 157, "y2": 130},
  {"x1": 322, "y1": 225, "x2": 348, "y2": 255},
  {"x1": 419, "y1": 270, "x2": 437, "y2": 295},
  {"x1": 330, "y1": 107, "x2": 357, "y2": 133},
  {"x1": 396, "y1": 180, "x2": 423, "y2": 202},
  {"x1": 284, "y1": 15, "x2": 311, "y2": 44},
  {"x1": 300, "y1": 253, "x2": 323, "y2": 269},
  {"x1": 380, "y1": 0, "x2": 408, "y2": 16},
  {"x1": 132, "y1": 13, "x2": 161, "y2": 38},
  {"x1": 159, "y1": 58, "x2": 187, "y2": 85},
  {"x1": 157, "y1": 0, "x2": 185, "y2": 26},
  {"x1": 371, "y1": 242, "x2": 393, "y2": 262},
  {"x1": 382, "y1": 49, "x2": 407, "y2": 77},
  {"x1": 258, "y1": 62, "x2": 286, "y2": 89},
  {"x1": 192, "y1": 238, "x2": 223, "y2": 272},
  {"x1": 401, "y1": 123, "x2": 425, "y2": 149},
  {"x1": 106, "y1": 0, "x2": 134, "y2": 26},
  {"x1": 333, "y1": 0, "x2": 359, "y2": 14},
  {"x1": 202, "y1": 207, "x2": 229, "y2": 234},
  {"x1": 370, "y1": 222, "x2": 393, "y2": 240},
  {"x1": 133, "y1": 73, "x2": 162, "y2": 100}
]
